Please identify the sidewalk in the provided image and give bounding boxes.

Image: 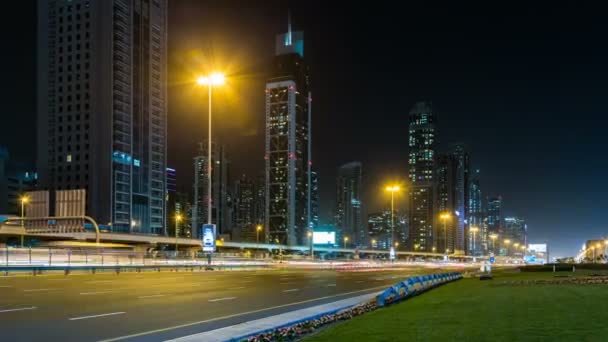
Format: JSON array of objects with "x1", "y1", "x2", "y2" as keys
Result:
[{"x1": 168, "y1": 291, "x2": 380, "y2": 342}]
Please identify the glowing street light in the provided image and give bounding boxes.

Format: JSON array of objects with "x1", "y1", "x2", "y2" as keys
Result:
[
  {"x1": 385, "y1": 185, "x2": 401, "y2": 251},
  {"x1": 343, "y1": 236, "x2": 349, "y2": 249},
  {"x1": 256, "y1": 224, "x2": 263, "y2": 245},
  {"x1": 196, "y1": 72, "x2": 226, "y2": 228},
  {"x1": 440, "y1": 212, "x2": 452, "y2": 255},
  {"x1": 174, "y1": 213, "x2": 183, "y2": 253},
  {"x1": 19, "y1": 195, "x2": 30, "y2": 247},
  {"x1": 489, "y1": 233, "x2": 498, "y2": 253},
  {"x1": 470, "y1": 226, "x2": 479, "y2": 255}
]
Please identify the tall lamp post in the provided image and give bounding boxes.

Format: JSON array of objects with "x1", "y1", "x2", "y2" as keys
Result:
[
  {"x1": 470, "y1": 226, "x2": 479, "y2": 256},
  {"x1": 504, "y1": 239, "x2": 511, "y2": 257},
  {"x1": 343, "y1": 236, "x2": 349, "y2": 249},
  {"x1": 385, "y1": 185, "x2": 400, "y2": 259},
  {"x1": 440, "y1": 212, "x2": 452, "y2": 256},
  {"x1": 489, "y1": 234, "x2": 498, "y2": 254},
  {"x1": 197, "y1": 73, "x2": 225, "y2": 228},
  {"x1": 20, "y1": 196, "x2": 29, "y2": 247},
  {"x1": 174, "y1": 214, "x2": 183, "y2": 254},
  {"x1": 307, "y1": 231, "x2": 313, "y2": 260}
]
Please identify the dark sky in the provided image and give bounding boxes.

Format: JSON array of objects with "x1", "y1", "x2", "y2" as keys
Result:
[{"x1": 3, "y1": 1, "x2": 608, "y2": 257}]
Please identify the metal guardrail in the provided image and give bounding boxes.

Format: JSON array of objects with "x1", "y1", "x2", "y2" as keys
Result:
[
  {"x1": 3, "y1": 215, "x2": 101, "y2": 243},
  {"x1": 0, "y1": 263, "x2": 273, "y2": 276},
  {"x1": 376, "y1": 272, "x2": 463, "y2": 307}
]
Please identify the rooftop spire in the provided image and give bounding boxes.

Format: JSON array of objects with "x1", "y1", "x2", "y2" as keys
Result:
[{"x1": 285, "y1": 9, "x2": 292, "y2": 46}]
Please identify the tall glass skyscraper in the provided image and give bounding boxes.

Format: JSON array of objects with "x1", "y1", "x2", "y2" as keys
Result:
[
  {"x1": 265, "y1": 19, "x2": 311, "y2": 245},
  {"x1": 468, "y1": 169, "x2": 485, "y2": 255},
  {"x1": 408, "y1": 101, "x2": 436, "y2": 251},
  {"x1": 37, "y1": 0, "x2": 167, "y2": 234},
  {"x1": 486, "y1": 196, "x2": 503, "y2": 235},
  {"x1": 335, "y1": 162, "x2": 364, "y2": 247}
]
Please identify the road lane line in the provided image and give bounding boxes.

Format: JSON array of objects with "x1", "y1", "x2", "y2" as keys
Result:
[
  {"x1": 0, "y1": 285, "x2": 13, "y2": 288},
  {"x1": 356, "y1": 280, "x2": 364, "y2": 283},
  {"x1": 101, "y1": 285, "x2": 390, "y2": 342},
  {"x1": 228, "y1": 286, "x2": 245, "y2": 290},
  {"x1": 283, "y1": 288, "x2": 300, "y2": 293},
  {"x1": 242, "y1": 280, "x2": 255, "y2": 283},
  {"x1": 0, "y1": 306, "x2": 37, "y2": 313},
  {"x1": 138, "y1": 294, "x2": 167, "y2": 299},
  {"x1": 80, "y1": 291, "x2": 117, "y2": 295},
  {"x1": 208, "y1": 297, "x2": 236, "y2": 302},
  {"x1": 85, "y1": 280, "x2": 115, "y2": 284},
  {"x1": 23, "y1": 288, "x2": 57, "y2": 292},
  {"x1": 69, "y1": 312, "x2": 126, "y2": 321}
]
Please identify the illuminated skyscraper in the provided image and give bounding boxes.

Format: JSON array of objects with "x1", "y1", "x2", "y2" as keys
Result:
[
  {"x1": 265, "y1": 16, "x2": 311, "y2": 245},
  {"x1": 487, "y1": 196, "x2": 503, "y2": 235},
  {"x1": 335, "y1": 162, "x2": 364, "y2": 247},
  {"x1": 407, "y1": 101, "x2": 436, "y2": 251},
  {"x1": 468, "y1": 169, "x2": 485, "y2": 255},
  {"x1": 37, "y1": 0, "x2": 168, "y2": 233}
]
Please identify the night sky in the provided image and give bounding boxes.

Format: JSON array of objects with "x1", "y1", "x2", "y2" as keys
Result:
[{"x1": 3, "y1": 1, "x2": 608, "y2": 257}]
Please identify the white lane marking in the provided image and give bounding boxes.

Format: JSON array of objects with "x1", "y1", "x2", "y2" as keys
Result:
[
  {"x1": 85, "y1": 280, "x2": 114, "y2": 284},
  {"x1": 283, "y1": 288, "x2": 300, "y2": 293},
  {"x1": 242, "y1": 280, "x2": 255, "y2": 283},
  {"x1": 48, "y1": 278, "x2": 70, "y2": 281},
  {"x1": 0, "y1": 285, "x2": 13, "y2": 288},
  {"x1": 69, "y1": 312, "x2": 126, "y2": 321},
  {"x1": 138, "y1": 294, "x2": 167, "y2": 299},
  {"x1": 326, "y1": 284, "x2": 337, "y2": 287},
  {"x1": 80, "y1": 291, "x2": 116, "y2": 295},
  {"x1": 100, "y1": 285, "x2": 390, "y2": 342},
  {"x1": 280, "y1": 282, "x2": 295, "y2": 285},
  {"x1": 228, "y1": 286, "x2": 245, "y2": 290},
  {"x1": 356, "y1": 280, "x2": 365, "y2": 283},
  {"x1": 0, "y1": 306, "x2": 37, "y2": 313},
  {"x1": 23, "y1": 288, "x2": 57, "y2": 292},
  {"x1": 208, "y1": 297, "x2": 236, "y2": 302}
]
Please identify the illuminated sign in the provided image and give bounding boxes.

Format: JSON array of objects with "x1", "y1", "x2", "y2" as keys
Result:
[
  {"x1": 313, "y1": 232, "x2": 335, "y2": 245},
  {"x1": 527, "y1": 244, "x2": 547, "y2": 253},
  {"x1": 201, "y1": 224, "x2": 216, "y2": 252}
]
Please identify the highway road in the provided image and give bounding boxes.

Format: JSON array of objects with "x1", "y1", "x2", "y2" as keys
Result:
[{"x1": 0, "y1": 267, "x2": 438, "y2": 341}]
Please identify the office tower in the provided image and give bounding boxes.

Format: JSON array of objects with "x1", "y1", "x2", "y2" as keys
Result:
[
  {"x1": 0, "y1": 147, "x2": 38, "y2": 215},
  {"x1": 436, "y1": 154, "x2": 456, "y2": 254},
  {"x1": 265, "y1": 16, "x2": 311, "y2": 246},
  {"x1": 468, "y1": 169, "x2": 485, "y2": 255},
  {"x1": 368, "y1": 210, "x2": 390, "y2": 250},
  {"x1": 37, "y1": 0, "x2": 168, "y2": 234},
  {"x1": 486, "y1": 196, "x2": 503, "y2": 235},
  {"x1": 335, "y1": 162, "x2": 364, "y2": 247},
  {"x1": 504, "y1": 217, "x2": 527, "y2": 246},
  {"x1": 192, "y1": 141, "x2": 231, "y2": 238},
  {"x1": 407, "y1": 101, "x2": 436, "y2": 251},
  {"x1": 452, "y1": 144, "x2": 469, "y2": 254},
  {"x1": 233, "y1": 174, "x2": 256, "y2": 242},
  {"x1": 310, "y1": 169, "x2": 319, "y2": 229},
  {"x1": 166, "y1": 167, "x2": 177, "y2": 235}
]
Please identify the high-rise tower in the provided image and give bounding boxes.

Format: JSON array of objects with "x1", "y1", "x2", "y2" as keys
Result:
[
  {"x1": 335, "y1": 162, "x2": 364, "y2": 247},
  {"x1": 264, "y1": 15, "x2": 311, "y2": 245},
  {"x1": 407, "y1": 101, "x2": 436, "y2": 251},
  {"x1": 37, "y1": 0, "x2": 168, "y2": 233}
]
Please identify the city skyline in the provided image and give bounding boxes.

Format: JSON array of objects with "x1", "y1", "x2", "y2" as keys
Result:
[{"x1": 4, "y1": 1, "x2": 608, "y2": 256}]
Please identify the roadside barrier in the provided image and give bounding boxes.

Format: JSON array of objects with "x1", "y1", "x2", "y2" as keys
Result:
[{"x1": 376, "y1": 272, "x2": 462, "y2": 307}]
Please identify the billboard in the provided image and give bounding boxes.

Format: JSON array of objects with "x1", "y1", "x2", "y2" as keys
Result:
[
  {"x1": 527, "y1": 244, "x2": 547, "y2": 253},
  {"x1": 313, "y1": 232, "x2": 336, "y2": 245},
  {"x1": 201, "y1": 224, "x2": 216, "y2": 252}
]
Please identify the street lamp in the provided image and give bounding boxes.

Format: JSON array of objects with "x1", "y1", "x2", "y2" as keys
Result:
[
  {"x1": 504, "y1": 239, "x2": 511, "y2": 256},
  {"x1": 307, "y1": 230, "x2": 313, "y2": 260},
  {"x1": 385, "y1": 185, "x2": 400, "y2": 249},
  {"x1": 174, "y1": 214, "x2": 183, "y2": 254},
  {"x1": 19, "y1": 195, "x2": 30, "y2": 247},
  {"x1": 343, "y1": 236, "x2": 349, "y2": 249},
  {"x1": 440, "y1": 212, "x2": 452, "y2": 255},
  {"x1": 371, "y1": 239, "x2": 377, "y2": 249},
  {"x1": 196, "y1": 72, "x2": 226, "y2": 228},
  {"x1": 489, "y1": 234, "x2": 498, "y2": 254},
  {"x1": 256, "y1": 225, "x2": 262, "y2": 245},
  {"x1": 470, "y1": 226, "x2": 479, "y2": 256}
]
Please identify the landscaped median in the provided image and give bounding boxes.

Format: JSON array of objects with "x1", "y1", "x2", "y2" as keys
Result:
[
  {"x1": 239, "y1": 272, "x2": 462, "y2": 342},
  {"x1": 305, "y1": 269, "x2": 608, "y2": 342}
]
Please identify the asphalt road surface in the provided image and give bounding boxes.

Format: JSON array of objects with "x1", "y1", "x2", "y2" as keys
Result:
[{"x1": 0, "y1": 267, "x2": 435, "y2": 341}]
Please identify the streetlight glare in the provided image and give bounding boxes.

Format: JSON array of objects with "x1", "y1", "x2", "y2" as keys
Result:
[
  {"x1": 175, "y1": 214, "x2": 183, "y2": 222},
  {"x1": 20, "y1": 196, "x2": 30, "y2": 204},
  {"x1": 197, "y1": 72, "x2": 225, "y2": 86}
]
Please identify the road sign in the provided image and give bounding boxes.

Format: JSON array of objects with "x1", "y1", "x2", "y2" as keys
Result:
[
  {"x1": 201, "y1": 224, "x2": 216, "y2": 252},
  {"x1": 490, "y1": 256, "x2": 495, "y2": 263},
  {"x1": 389, "y1": 247, "x2": 396, "y2": 261}
]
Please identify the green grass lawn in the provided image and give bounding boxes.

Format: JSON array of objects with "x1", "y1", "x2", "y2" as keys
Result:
[{"x1": 306, "y1": 270, "x2": 608, "y2": 342}]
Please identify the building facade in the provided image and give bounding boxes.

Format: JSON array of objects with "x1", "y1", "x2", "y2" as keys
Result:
[
  {"x1": 37, "y1": 0, "x2": 168, "y2": 234},
  {"x1": 486, "y1": 196, "x2": 503, "y2": 235},
  {"x1": 192, "y1": 141, "x2": 231, "y2": 238},
  {"x1": 264, "y1": 22, "x2": 311, "y2": 246},
  {"x1": 233, "y1": 174, "x2": 256, "y2": 242},
  {"x1": 335, "y1": 162, "x2": 364, "y2": 247},
  {"x1": 504, "y1": 217, "x2": 527, "y2": 246},
  {"x1": 436, "y1": 154, "x2": 457, "y2": 254},
  {"x1": 468, "y1": 169, "x2": 486, "y2": 255},
  {"x1": 310, "y1": 169, "x2": 319, "y2": 229},
  {"x1": 407, "y1": 101, "x2": 437, "y2": 251}
]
